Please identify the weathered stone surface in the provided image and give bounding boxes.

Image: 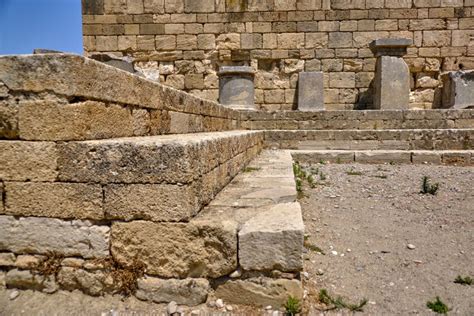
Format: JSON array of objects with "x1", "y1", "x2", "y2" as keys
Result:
[
  {"x1": 239, "y1": 202, "x2": 304, "y2": 272},
  {"x1": 291, "y1": 150, "x2": 355, "y2": 163},
  {"x1": 373, "y1": 56, "x2": 410, "y2": 110},
  {"x1": 15, "y1": 255, "x2": 41, "y2": 269},
  {"x1": 215, "y1": 278, "x2": 303, "y2": 307},
  {"x1": 355, "y1": 151, "x2": 412, "y2": 164},
  {"x1": 0, "y1": 252, "x2": 16, "y2": 267},
  {"x1": 441, "y1": 71, "x2": 474, "y2": 109},
  {"x1": 136, "y1": 277, "x2": 209, "y2": 306},
  {"x1": 0, "y1": 54, "x2": 236, "y2": 119},
  {"x1": 6, "y1": 269, "x2": 58, "y2": 293},
  {"x1": 4, "y1": 182, "x2": 103, "y2": 220},
  {"x1": 218, "y1": 66, "x2": 256, "y2": 110},
  {"x1": 111, "y1": 220, "x2": 237, "y2": 278},
  {"x1": 0, "y1": 216, "x2": 109, "y2": 258},
  {"x1": 0, "y1": 141, "x2": 58, "y2": 181},
  {"x1": 104, "y1": 183, "x2": 199, "y2": 222},
  {"x1": 18, "y1": 101, "x2": 135, "y2": 141},
  {"x1": 298, "y1": 72, "x2": 324, "y2": 111},
  {"x1": 57, "y1": 267, "x2": 110, "y2": 296},
  {"x1": 57, "y1": 131, "x2": 263, "y2": 184},
  {"x1": 0, "y1": 100, "x2": 19, "y2": 139}
]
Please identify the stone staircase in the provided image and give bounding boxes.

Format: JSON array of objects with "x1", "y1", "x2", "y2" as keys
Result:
[
  {"x1": 241, "y1": 110, "x2": 474, "y2": 166},
  {"x1": 0, "y1": 54, "x2": 473, "y2": 309}
]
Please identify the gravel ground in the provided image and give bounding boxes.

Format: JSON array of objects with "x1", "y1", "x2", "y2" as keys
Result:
[{"x1": 299, "y1": 163, "x2": 474, "y2": 315}]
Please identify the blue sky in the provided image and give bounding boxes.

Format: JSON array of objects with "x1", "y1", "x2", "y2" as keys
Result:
[{"x1": 0, "y1": 0, "x2": 83, "y2": 55}]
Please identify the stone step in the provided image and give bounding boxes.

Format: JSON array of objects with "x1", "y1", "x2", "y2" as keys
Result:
[
  {"x1": 195, "y1": 150, "x2": 304, "y2": 307},
  {"x1": 241, "y1": 109, "x2": 474, "y2": 130},
  {"x1": 291, "y1": 150, "x2": 474, "y2": 166},
  {"x1": 265, "y1": 129, "x2": 473, "y2": 151},
  {"x1": 0, "y1": 131, "x2": 264, "y2": 222}
]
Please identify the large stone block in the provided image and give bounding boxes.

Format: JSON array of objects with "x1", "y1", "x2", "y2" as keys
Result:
[
  {"x1": 239, "y1": 202, "x2": 304, "y2": 272},
  {"x1": 215, "y1": 278, "x2": 303, "y2": 307},
  {"x1": 104, "y1": 183, "x2": 199, "y2": 222},
  {"x1": 0, "y1": 216, "x2": 110, "y2": 258},
  {"x1": 441, "y1": 70, "x2": 474, "y2": 109},
  {"x1": 57, "y1": 131, "x2": 263, "y2": 184},
  {"x1": 298, "y1": 72, "x2": 324, "y2": 111},
  {"x1": 136, "y1": 277, "x2": 209, "y2": 306},
  {"x1": 0, "y1": 141, "x2": 58, "y2": 181},
  {"x1": 111, "y1": 220, "x2": 238, "y2": 278},
  {"x1": 18, "y1": 101, "x2": 135, "y2": 141},
  {"x1": 373, "y1": 56, "x2": 410, "y2": 110},
  {"x1": 4, "y1": 182, "x2": 103, "y2": 220}
]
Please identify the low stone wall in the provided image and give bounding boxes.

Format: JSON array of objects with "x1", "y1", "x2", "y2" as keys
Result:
[
  {"x1": 0, "y1": 131, "x2": 264, "y2": 305},
  {"x1": 292, "y1": 149, "x2": 474, "y2": 165},
  {"x1": 265, "y1": 129, "x2": 474, "y2": 150},
  {"x1": 0, "y1": 54, "x2": 240, "y2": 141},
  {"x1": 241, "y1": 109, "x2": 474, "y2": 130}
]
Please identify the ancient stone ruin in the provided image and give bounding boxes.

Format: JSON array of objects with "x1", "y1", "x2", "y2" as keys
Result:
[{"x1": 1, "y1": 0, "x2": 473, "y2": 311}]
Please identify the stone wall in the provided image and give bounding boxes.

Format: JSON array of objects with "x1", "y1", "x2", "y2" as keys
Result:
[{"x1": 82, "y1": 0, "x2": 474, "y2": 110}]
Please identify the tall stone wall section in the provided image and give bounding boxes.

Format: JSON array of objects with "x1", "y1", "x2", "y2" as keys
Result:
[{"x1": 82, "y1": 0, "x2": 474, "y2": 110}]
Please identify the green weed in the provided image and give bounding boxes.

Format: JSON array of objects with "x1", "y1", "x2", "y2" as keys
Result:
[
  {"x1": 421, "y1": 176, "x2": 439, "y2": 195},
  {"x1": 284, "y1": 296, "x2": 301, "y2": 315},
  {"x1": 427, "y1": 297, "x2": 449, "y2": 314},
  {"x1": 454, "y1": 275, "x2": 472, "y2": 285},
  {"x1": 319, "y1": 289, "x2": 368, "y2": 312}
]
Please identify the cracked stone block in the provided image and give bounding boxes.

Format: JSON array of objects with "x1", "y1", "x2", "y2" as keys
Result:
[{"x1": 441, "y1": 70, "x2": 474, "y2": 109}]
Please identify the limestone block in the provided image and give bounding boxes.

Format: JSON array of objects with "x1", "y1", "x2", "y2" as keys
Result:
[
  {"x1": 412, "y1": 151, "x2": 442, "y2": 164},
  {"x1": 57, "y1": 136, "x2": 200, "y2": 184},
  {"x1": 6, "y1": 269, "x2": 58, "y2": 293},
  {"x1": 136, "y1": 277, "x2": 209, "y2": 306},
  {"x1": 104, "y1": 183, "x2": 199, "y2": 222},
  {"x1": 0, "y1": 216, "x2": 110, "y2": 258},
  {"x1": 18, "y1": 100, "x2": 135, "y2": 141},
  {"x1": 111, "y1": 220, "x2": 237, "y2": 278},
  {"x1": 0, "y1": 100, "x2": 18, "y2": 139},
  {"x1": 4, "y1": 182, "x2": 103, "y2": 220},
  {"x1": 298, "y1": 72, "x2": 324, "y2": 111},
  {"x1": 215, "y1": 278, "x2": 303, "y2": 307},
  {"x1": 0, "y1": 252, "x2": 15, "y2": 267},
  {"x1": 441, "y1": 70, "x2": 474, "y2": 109},
  {"x1": 58, "y1": 267, "x2": 109, "y2": 296},
  {"x1": 239, "y1": 202, "x2": 304, "y2": 272},
  {"x1": 15, "y1": 255, "x2": 41, "y2": 269},
  {"x1": 355, "y1": 151, "x2": 411, "y2": 164},
  {"x1": 373, "y1": 56, "x2": 410, "y2": 110},
  {"x1": 0, "y1": 141, "x2": 57, "y2": 181}
]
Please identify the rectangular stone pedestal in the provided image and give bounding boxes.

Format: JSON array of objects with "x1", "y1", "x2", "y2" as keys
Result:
[
  {"x1": 298, "y1": 72, "x2": 324, "y2": 111},
  {"x1": 373, "y1": 56, "x2": 410, "y2": 110}
]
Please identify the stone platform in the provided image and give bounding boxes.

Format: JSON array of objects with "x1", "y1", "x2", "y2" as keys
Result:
[{"x1": 1, "y1": 53, "x2": 473, "y2": 309}]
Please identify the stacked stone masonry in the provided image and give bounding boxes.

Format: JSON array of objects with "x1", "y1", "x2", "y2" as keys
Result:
[{"x1": 82, "y1": 0, "x2": 474, "y2": 110}]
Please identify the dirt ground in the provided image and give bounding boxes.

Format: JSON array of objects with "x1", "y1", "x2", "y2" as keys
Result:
[{"x1": 299, "y1": 163, "x2": 474, "y2": 315}]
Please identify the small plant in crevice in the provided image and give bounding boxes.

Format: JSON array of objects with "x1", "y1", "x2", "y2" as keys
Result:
[
  {"x1": 284, "y1": 296, "x2": 302, "y2": 316},
  {"x1": 32, "y1": 251, "x2": 64, "y2": 277},
  {"x1": 454, "y1": 275, "x2": 472, "y2": 285},
  {"x1": 420, "y1": 176, "x2": 439, "y2": 195},
  {"x1": 91, "y1": 256, "x2": 146, "y2": 296},
  {"x1": 427, "y1": 297, "x2": 450, "y2": 314},
  {"x1": 318, "y1": 289, "x2": 368, "y2": 312},
  {"x1": 319, "y1": 172, "x2": 327, "y2": 181}
]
